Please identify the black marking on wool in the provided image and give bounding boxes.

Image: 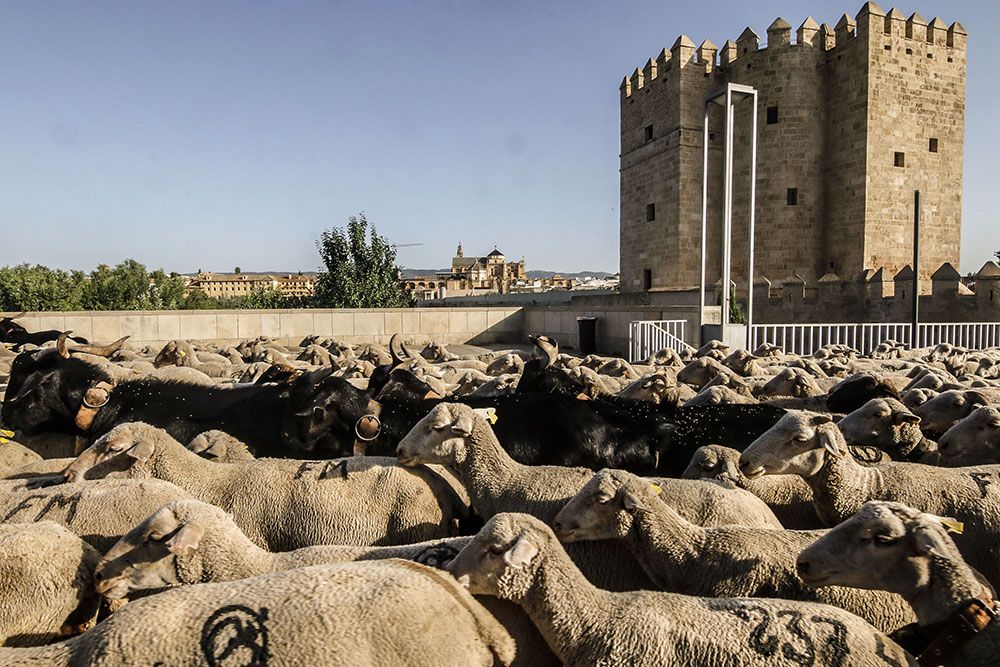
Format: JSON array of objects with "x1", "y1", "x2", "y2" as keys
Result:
[
  {"x1": 2, "y1": 493, "x2": 81, "y2": 524},
  {"x1": 201, "y1": 604, "x2": 270, "y2": 667},
  {"x1": 413, "y1": 543, "x2": 462, "y2": 569},
  {"x1": 809, "y1": 615, "x2": 850, "y2": 667},
  {"x1": 293, "y1": 460, "x2": 348, "y2": 481},
  {"x1": 874, "y1": 636, "x2": 903, "y2": 667},
  {"x1": 970, "y1": 472, "x2": 993, "y2": 499}
]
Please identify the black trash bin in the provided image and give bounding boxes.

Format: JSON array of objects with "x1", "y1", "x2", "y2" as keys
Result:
[{"x1": 577, "y1": 317, "x2": 598, "y2": 355}]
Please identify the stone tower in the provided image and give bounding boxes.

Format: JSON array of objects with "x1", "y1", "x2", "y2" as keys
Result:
[{"x1": 619, "y1": 3, "x2": 966, "y2": 294}]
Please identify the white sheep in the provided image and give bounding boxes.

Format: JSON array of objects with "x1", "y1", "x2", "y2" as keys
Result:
[
  {"x1": 552, "y1": 469, "x2": 915, "y2": 633},
  {"x1": 681, "y1": 444, "x2": 820, "y2": 529},
  {"x1": 396, "y1": 403, "x2": 781, "y2": 591},
  {"x1": 64, "y1": 422, "x2": 470, "y2": 551},
  {"x1": 739, "y1": 410, "x2": 1000, "y2": 586},
  {"x1": 0, "y1": 478, "x2": 195, "y2": 552},
  {"x1": 0, "y1": 521, "x2": 101, "y2": 646},
  {"x1": 447, "y1": 513, "x2": 914, "y2": 666},
  {"x1": 798, "y1": 501, "x2": 999, "y2": 666},
  {"x1": 0, "y1": 560, "x2": 515, "y2": 666},
  {"x1": 97, "y1": 499, "x2": 558, "y2": 667},
  {"x1": 937, "y1": 406, "x2": 1000, "y2": 466}
]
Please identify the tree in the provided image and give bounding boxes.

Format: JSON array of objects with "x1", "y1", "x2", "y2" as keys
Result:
[
  {"x1": 0, "y1": 264, "x2": 85, "y2": 311},
  {"x1": 81, "y1": 259, "x2": 155, "y2": 310},
  {"x1": 313, "y1": 213, "x2": 412, "y2": 308},
  {"x1": 234, "y1": 267, "x2": 241, "y2": 274}
]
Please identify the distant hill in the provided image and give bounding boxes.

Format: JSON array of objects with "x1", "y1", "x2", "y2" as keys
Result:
[{"x1": 400, "y1": 268, "x2": 615, "y2": 279}]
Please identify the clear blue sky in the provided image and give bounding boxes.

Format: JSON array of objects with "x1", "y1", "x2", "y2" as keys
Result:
[{"x1": 1, "y1": 1, "x2": 995, "y2": 274}]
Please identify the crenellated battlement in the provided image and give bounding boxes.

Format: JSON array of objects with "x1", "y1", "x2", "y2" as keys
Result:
[
  {"x1": 743, "y1": 262, "x2": 997, "y2": 324},
  {"x1": 620, "y1": 3, "x2": 966, "y2": 96}
]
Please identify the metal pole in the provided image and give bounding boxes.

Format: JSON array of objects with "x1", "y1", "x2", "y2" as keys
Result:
[
  {"x1": 746, "y1": 90, "x2": 758, "y2": 345},
  {"x1": 721, "y1": 88, "x2": 734, "y2": 340},
  {"x1": 911, "y1": 190, "x2": 920, "y2": 348},
  {"x1": 699, "y1": 102, "x2": 710, "y2": 340}
]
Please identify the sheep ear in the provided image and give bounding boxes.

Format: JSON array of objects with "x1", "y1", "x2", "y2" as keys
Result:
[
  {"x1": 166, "y1": 521, "x2": 204, "y2": 556},
  {"x1": 502, "y1": 534, "x2": 539, "y2": 569},
  {"x1": 817, "y1": 425, "x2": 841, "y2": 457},
  {"x1": 126, "y1": 440, "x2": 155, "y2": 463},
  {"x1": 912, "y1": 524, "x2": 949, "y2": 558},
  {"x1": 967, "y1": 391, "x2": 989, "y2": 407},
  {"x1": 451, "y1": 414, "x2": 474, "y2": 436},
  {"x1": 894, "y1": 412, "x2": 921, "y2": 426},
  {"x1": 621, "y1": 490, "x2": 643, "y2": 511}
]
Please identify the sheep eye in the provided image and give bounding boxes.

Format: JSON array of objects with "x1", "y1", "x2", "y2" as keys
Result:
[
  {"x1": 700, "y1": 461, "x2": 716, "y2": 470},
  {"x1": 874, "y1": 534, "x2": 898, "y2": 546},
  {"x1": 793, "y1": 434, "x2": 810, "y2": 442},
  {"x1": 487, "y1": 545, "x2": 505, "y2": 556}
]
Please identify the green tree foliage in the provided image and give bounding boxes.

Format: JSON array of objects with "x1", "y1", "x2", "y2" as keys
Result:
[
  {"x1": 0, "y1": 264, "x2": 86, "y2": 311},
  {"x1": 0, "y1": 259, "x2": 300, "y2": 311},
  {"x1": 314, "y1": 213, "x2": 412, "y2": 308}
]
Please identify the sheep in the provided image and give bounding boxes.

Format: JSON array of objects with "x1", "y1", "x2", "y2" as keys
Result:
[
  {"x1": 0, "y1": 521, "x2": 101, "y2": 646},
  {"x1": 913, "y1": 389, "x2": 992, "y2": 437},
  {"x1": 0, "y1": 440, "x2": 41, "y2": 476},
  {"x1": 738, "y1": 410, "x2": 1000, "y2": 586},
  {"x1": 447, "y1": 513, "x2": 914, "y2": 667},
  {"x1": 836, "y1": 398, "x2": 939, "y2": 462},
  {"x1": 64, "y1": 422, "x2": 470, "y2": 551},
  {"x1": 395, "y1": 403, "x2": 782, "y2": 591},
  {"x1": 486, "y1": 353, "x2": 525, "y2": 376},
  {"x1": 642, "y1": 347, "x2": 683, "y2": 367},
  {"x1": 685, "y1": 384, "x2": 758, "y2": 406},
  {"x1": 0, "y1": 478, "x2": 195, "y2": 552},
  {"x1": 0, "y1": 560, "x2": 516, "y2": 667},
  {"x1": 797, "y1": 501, "x2": 1000, "y2": 666},
  {"x1": 676, "y1": 356, "x2": 738, "y2": 389},
  {"x1": 901, "y1": 387, "x2": 937, "y2": 410},
  {"x1": 616, "y1": 371, "x2": 679, "y2": 405},
  {"x1": 153, "y1": 339, "x2": 241, "y2": 379},
  {"x1": 185, "y1": 430, "x2": 256, "y2": 462},
  {"x1": 936, "y1": 406, "x2": 1000, "y2": 466},
  {"x1": 467, "y1": 373, "x2": 520, "y2": 398},
  {"x1": 721, "y1": 349, "x2": 765, "y2": 377},
  {"x1": 553, "y1": 468, "x2": 915, "y2": 633},
  {"x1": 97, "y1": 499, "x2": 558, "y2": 667},
  {"x1": 757, "y1": 367, "x2": 825, "y2": 399},
  {"x1": 10, "y1": 431, "x2": 78, "y2": 458},
  {"x1": 682, "y1": 444, "x2": 821, "y2": 529}
]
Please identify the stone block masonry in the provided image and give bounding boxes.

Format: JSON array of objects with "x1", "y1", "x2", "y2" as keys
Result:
[{"x1": 620, "y1": 3, "x2": 966, "y2": 295}]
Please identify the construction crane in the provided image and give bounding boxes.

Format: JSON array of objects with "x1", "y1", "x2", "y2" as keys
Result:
[{"x1": 391, "y1": 243, "x2": 424, "y2": 248}]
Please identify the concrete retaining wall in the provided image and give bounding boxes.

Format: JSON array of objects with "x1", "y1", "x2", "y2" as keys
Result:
[
  {"x1": 3, "y1": 308, "x2": 524, "y2": 348},
  {"x1": 3, "y1": 304, "x2": 705, "y2": 357}
]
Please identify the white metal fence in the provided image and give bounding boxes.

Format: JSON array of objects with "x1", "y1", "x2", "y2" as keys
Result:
[
  {"x1": 748, "y1": 322, "x2": 1000, "y2": 356},
  {"x1": 629, "y1": 320, "x2": 692, "y2": 361}
]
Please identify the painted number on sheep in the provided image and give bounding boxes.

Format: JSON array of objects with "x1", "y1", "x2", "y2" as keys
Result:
[
  {"x1": 200, "y1": 604, "x2": 270, "y2": 667},
  {"x1": 722, "y1": 603, "x2": 851, "y2": 667}
]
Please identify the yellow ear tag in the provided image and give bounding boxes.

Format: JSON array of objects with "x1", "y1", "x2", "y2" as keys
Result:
[
  {"x1": 178, "y1": 350, "x2": 186, "y2": 357},
  {"x1": 485, "y1": 408, "x2": 498, "y2": 425},
  {"x1": 0, "y1": 429, "x2": 14, "y2": 438},
  {"x1": 649, "y1": 484, "x2": 662, "y2": 495},
  {"x1": 940, "y1": 518, "x2": 965, "y2": 535},
  {"x1": 0, "y1": 438, "x2": 8, "y2": 444}
]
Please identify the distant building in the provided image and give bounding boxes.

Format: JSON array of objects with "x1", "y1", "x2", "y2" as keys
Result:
[
  {"x1": 187, "y1": 272, "x2": 317, "y2": 299},
  {"x1": 402, "y1": 243, "x2": 572, "y2": 301}
]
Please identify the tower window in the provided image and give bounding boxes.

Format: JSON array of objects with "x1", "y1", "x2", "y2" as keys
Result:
[
  {"x1": 643, "y1": 125, "x2": 653, "y2": 143},
  {"x1": 646, "y1": 203, "x2": 656, "y2": 222},
  {"x1": 786, "y1": 188, "x2": 798, "y2": 206},
  {"x1": 906, "y1": 48, "x2": 913, "y2": 55},
  {"x1": 894, "y1": 152, "x2": 906, "y2": 168},
  {"x1": 643, "y1": 269, "x2": 652, "y2": 291},
  {"x1": 929, "y1": 138, "x2": 939, "y2": 153},
  {"x1": 766, "y1": 106, "x2": 779, "y2": 124},
  {"x1": 884, "y1": 44, "x2": 891, "y2": 50}
]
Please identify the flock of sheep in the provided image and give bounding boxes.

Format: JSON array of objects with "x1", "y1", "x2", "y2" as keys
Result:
[{"x1": 0, "y1": 329, "x2": 998, "y2": 666}]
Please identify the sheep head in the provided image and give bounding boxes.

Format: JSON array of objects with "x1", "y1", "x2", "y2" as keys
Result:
[
  {"x1": 739, "y1": 411, "x2": 844, "y2": 480},
  {"x1": 836, "y1": 398, "x2": 922, "y2": 455},
  {"x1": 796, "y1": 501, "x2": 966, "y2": 597},
  {"x1": 913, "y1": 389, "x2": 990, "y2": 437},
  {"x1": 553, "y1": 469, "x2": 660, "y2": 543},
  {"x1": 937, "y1": 406, "x2": 1000, "y2": 466},
  {"x1": 681, "y1": 445, "x2": 745, "y2": 487},
  {"x1": 447, "y1": 513, "x2": 547, "y2": 600},
  {"x1": 63, "y1": 422, "x2": 164, "y2": 483},
  {"x1": 758, "y1": 367, "x2": 822, "y2": 399},
  {"x1": 396, "y1": 403, "x2": 488, "y2": 467},
  {"x1": 96, "y1": 500, "x2": 212, "y2": 599}
]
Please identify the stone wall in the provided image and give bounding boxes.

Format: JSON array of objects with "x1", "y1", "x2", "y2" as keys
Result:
[{"x1": 3, "y1": 308, "x2": 524, "y2": 348}]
